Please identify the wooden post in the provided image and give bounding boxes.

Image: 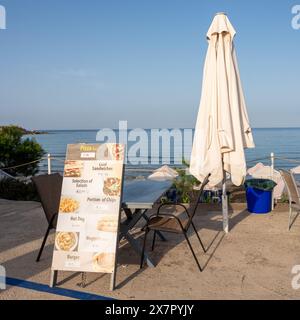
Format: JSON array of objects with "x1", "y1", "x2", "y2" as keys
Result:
[
  {"x1": 271, "y1": 152, "x2": 275, "y2": 210},
  {"x1": 47, "y1": 154, "x2": 51, "y2": 175},
  {"x1": 271, "y1": 152, "x2": 274, "y2": 176}
]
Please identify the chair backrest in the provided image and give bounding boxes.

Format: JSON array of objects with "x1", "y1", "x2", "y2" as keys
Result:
[
  {"x1": 280, "y1": 170, "x2": 300, "y2": 206},
  {"x1": 31, "y1": 173, "x2": 63, "y2": 228},
  {"x1": 185, "y1": 174, "x2": 211, "y2": 230}
]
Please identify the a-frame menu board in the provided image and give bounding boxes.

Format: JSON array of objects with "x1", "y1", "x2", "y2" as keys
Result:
[{"x1": 50, "y1": 143, "x2": 125, "y2": 290}]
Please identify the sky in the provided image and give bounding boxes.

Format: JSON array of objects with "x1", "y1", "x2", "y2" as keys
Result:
[{"x1": 0, "y1": 0, "x2": 299, "y2": 130}]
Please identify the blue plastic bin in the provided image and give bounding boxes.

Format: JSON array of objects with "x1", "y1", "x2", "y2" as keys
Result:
[{"x1": 246, "y1": 187, "x2": 272, "y2": 214}]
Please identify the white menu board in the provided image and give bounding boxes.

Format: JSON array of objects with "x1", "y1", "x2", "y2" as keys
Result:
[{"x1": 51, "y1": 143, "x2": 125, "y2": 274}]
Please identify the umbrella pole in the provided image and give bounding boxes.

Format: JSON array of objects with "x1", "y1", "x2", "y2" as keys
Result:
[{"x1": 222, "y1": 170, "x2": 229, "y2": 233}]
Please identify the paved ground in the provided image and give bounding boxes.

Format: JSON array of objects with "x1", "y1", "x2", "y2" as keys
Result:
[{"x1": 1, "y1": 198, "x2": 300, "y2": 300}]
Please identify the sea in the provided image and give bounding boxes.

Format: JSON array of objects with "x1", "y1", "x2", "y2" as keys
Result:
[{"x1": 26, "y1": 128, "x2": 300, "y2": 179}]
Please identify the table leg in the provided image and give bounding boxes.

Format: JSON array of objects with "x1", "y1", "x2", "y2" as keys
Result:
[
  {"x1": 122, "y1": 208, "x2": 166, "y2": 242},
  {"x1": 123, "y1": 208, "x2": 134, "y2": 220},
  {"x1": 125, "y1": 233, "x2": 155, "y2": 268}
]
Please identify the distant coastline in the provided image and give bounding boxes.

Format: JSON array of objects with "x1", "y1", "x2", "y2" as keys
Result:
[
  {"x1": 0, "y1": 125, "x2": 48, "y2": 135},
  {"x1": 2, "y1": 125, "x2": 300, "y2": 135},
  {"x1": 17, "y1": 127, "x2": 300, "y2": 132}
]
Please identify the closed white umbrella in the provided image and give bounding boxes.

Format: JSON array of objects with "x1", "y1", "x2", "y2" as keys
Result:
[
  {"x1": 148, "y1": 165, "x2": 178, "y2": 181},
  {"x1": 291, "y1": 166, "x2": 300, "y2": 174},
  {"x1": 190, "y1": 13, "x2": 255, "y2": 232},
  {"x1": 154, "y1": 165, "x2": 178, "y2": 177}
]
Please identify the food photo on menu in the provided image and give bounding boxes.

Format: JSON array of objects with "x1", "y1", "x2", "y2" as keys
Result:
[
  {"x1": 103, "y1": 177, "x2": 122, "y2": 197},
  {"x1": 55, "y1": 232, "x2": 79, "y2": 252},
  {"x1": 59, "y1": 196, "x2": 80, "y2": 214},
  {"x1": 64, "y1": 160, "x2": 84, "y2": 178}
]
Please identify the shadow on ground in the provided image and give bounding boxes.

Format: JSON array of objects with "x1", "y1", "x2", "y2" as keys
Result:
[{"x1": 0, "y1": 199, "x2": 251, "y2": 292}]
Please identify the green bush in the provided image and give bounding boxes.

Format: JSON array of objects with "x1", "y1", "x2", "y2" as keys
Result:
[
  {"x1": 0, "y1": 125, "x2": 44, "y2": 176},
  {"x1": 173, "y1": 168, "x2": 200, "y2": 203},
  {"x1": 278, "y1": 193, "x2": 289, "y2": 204},
  {"x1": 171, "y1": 159, "x2": 201, "y2": 203},
  {"x1": 0, "y1": 178, "x2": 40, "y2": 201}
]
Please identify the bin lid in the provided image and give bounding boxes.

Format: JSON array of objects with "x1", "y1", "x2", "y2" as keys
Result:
[{"x1": 244, "y1": 179, "x2": 277, "y2": 191}]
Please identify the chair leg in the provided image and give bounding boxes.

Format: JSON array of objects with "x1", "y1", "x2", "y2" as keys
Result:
[
  {"x1": 288, "y1": 206, "x2": 293, "y2": 231},
  {"x1": 190, "y1": 221, "x2": 206, "y2": 253},
  {"x1": 36, "y1": 223, "x2": 52, "y2": 262},
  {"x1": 288, "y1": 207, "x2": 300, "y2": 231},
  {"x1": 183, "y1": 232, "x2": 203, "y2": 272},
  {"x1": 140, "y1": 228, "x2": 149, "y2": 269},
  {"x1": 151, "y1": 231, "x2": 157, "y2": 251}
]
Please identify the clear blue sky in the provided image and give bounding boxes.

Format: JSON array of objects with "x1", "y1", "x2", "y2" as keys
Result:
[{"x1": 0, "y1": 0, "x2": 299, "y2": 129}]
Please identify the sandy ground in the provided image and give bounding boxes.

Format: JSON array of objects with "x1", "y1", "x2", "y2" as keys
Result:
[{"x1": 0, "y1": 198, "x2": 300, "y2": 300}]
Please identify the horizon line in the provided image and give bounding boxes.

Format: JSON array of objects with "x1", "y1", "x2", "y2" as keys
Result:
[{"x1": 26, "y1": 126, "x2": 300, "y2": 131}]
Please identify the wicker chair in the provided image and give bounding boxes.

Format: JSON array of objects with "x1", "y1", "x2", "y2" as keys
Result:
[{"x1": 280, "y1": 170, "x2": 300, "y2": 230}]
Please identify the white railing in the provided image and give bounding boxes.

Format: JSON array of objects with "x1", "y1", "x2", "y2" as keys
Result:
[{"x1": 1, "y1": 152, "x2": 300, "y2": 177}]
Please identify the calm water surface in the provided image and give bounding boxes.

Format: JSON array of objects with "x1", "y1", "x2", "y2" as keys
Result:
[{"x1": 28, "y1": 128, "x2": 300, "y2": 176}]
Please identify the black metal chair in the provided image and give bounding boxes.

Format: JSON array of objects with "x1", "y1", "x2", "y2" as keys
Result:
[
  {"x1": 31, "y1": 173, "x2": 63, "y2": 262},
  {"x1": 140, "y1": 174, "x2": 210, "y2": 271}
]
